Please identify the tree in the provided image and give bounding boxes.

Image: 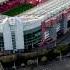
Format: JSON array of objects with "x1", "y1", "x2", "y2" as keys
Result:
[{"x1": 54, "y1": 43, "x2": 67, "y2": 61}]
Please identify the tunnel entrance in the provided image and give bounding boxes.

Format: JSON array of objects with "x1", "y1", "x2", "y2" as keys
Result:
[
  {"x1": 67, "y1": 20, "x2": 70, "y2": 28},
  {"x1": 57, "y1": 29, "x2": 64, "y2": 39}
]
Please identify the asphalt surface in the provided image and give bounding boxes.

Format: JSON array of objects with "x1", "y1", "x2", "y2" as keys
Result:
[
  {"x1": 33, "y1": 57, "x2": 70, "y2": 70},
  {"x1": 17, "y1": 57, "x2": 70, "y2": 70}
]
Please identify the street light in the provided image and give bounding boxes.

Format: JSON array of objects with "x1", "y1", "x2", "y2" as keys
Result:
[
  {"x1": 36, "y1": 47, "x2": 39, "y2": 68},
  {"x1": 12, "y1": 49, "x2": 16, "y2": 70}
]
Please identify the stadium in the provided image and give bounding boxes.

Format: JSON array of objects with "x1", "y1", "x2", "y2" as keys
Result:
[{"x1": 0, "y1": 0, "x2": 70, "y2": 54}]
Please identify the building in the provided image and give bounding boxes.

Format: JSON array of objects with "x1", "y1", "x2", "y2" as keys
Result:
[{"x1": 0, "y1": 0, "x2": 70, "y2": 54}]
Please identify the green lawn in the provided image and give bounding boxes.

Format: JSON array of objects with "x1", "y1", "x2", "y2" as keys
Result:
[{"x1": 3, "y1": 4, "x2": 33, "y2": 16}]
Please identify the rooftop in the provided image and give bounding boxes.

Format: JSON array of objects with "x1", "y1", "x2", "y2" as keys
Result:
[{"x1": 0, "y1": 0, "x2": 70, "y2": 25}]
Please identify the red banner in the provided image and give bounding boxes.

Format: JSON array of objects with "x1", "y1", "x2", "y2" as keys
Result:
[
  {"x1": 41, "y1": 21, "x2": 46, "y2": 32},
  {"x1": 51, "y1": 17, "x2": 57, "y2": 25},
  {"x1": 45, "y1": 19, "x2": 52, "y2": 27}
]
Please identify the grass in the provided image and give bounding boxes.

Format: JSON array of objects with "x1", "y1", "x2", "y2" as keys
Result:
[{"x1": 3, "y1": 4, "x2": 33, "y2": 16}]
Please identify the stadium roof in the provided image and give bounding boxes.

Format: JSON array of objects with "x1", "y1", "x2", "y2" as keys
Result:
[
  {"x1": 19, "y1": 0, "x2": 70, "y2": 21},
  {"x1": 0, "y1": 0, "x2": 70, "y2": 25}
]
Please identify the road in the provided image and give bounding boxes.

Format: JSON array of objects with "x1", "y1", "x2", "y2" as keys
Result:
[
  {"x1": 17, "y1": 57, "x2": 70, "y2": 70},
  {"x1": 33, "y1": 57, "x2": 70, "y2": 70}
]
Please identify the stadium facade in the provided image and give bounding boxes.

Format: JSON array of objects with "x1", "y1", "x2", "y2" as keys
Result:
[{"x1": 0, "y1": 0, "x2": 70, "y2": 53}]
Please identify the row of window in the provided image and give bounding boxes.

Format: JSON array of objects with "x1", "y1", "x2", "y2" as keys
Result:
[
  {"x1": 24, "y1": 29, "x2": 41, "y2": 49},
  {"x1": 0, "y1": 34, "x2": 4, "y2": 51}
]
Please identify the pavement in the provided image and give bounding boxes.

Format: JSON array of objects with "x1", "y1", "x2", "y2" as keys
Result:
[
  {"x1": 16, "y1": 57, "x2": 70, "y2": 70},
  {"x1": 33, "y1": 57, "x2": 70, "y2": 70}
]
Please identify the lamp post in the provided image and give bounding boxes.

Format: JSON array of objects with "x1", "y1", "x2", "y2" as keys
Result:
[
  {"x1": 37, "y1": 47, "x2": 39, "y2": 68},
  {"x1": 12, "y1": 49, "x2": 16, "y2": 70},
  {"x1": 54, "y1": 40, "x2": 56, "y2": 47}
]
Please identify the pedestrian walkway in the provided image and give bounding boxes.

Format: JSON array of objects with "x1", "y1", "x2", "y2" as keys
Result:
[{"x1": 33, "y1": 57, "x2": 70, "y2": 70}]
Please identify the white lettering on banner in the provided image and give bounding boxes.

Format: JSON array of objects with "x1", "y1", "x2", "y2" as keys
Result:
[
  {"x1": 44, "y1": 31, "x2": 49, "y2": 39},
  {"x1": 56, "y1": 23, "x2": 60, "y2": 32}
]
